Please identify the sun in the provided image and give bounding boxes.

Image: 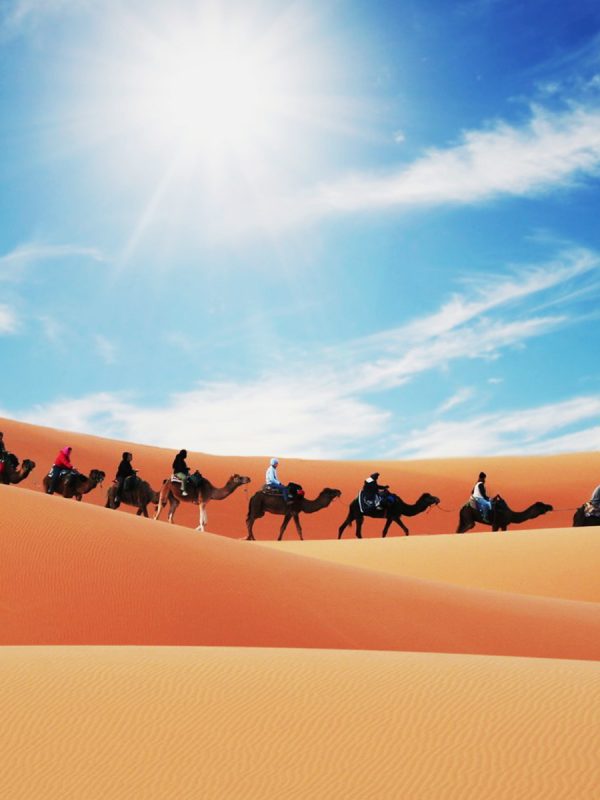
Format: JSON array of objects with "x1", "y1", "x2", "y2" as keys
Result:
[{"x1": 114, "y1": 17, "x2": 291, "y2": 166}]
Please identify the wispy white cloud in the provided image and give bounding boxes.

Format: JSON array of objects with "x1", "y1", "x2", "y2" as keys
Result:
[
  {"x1": 387, "y1": 396, "x2": 600, "y2": 459},
  {"x1": 16, "y1": 380, "x2": 390, "y2": 460},
  {"x1": 315, "y1": 104, "x2": 600, "y2": 211},
  {"x1": 253, "y1": 104, "x2": 600, "y2": 232},
  {"x1": 436, "y1": 388, "x2": 474, "y2": 415},
  {"x1": 0, "y1": 304, "x2": 18, "y2": 334},
  {"x1": 0, "y1": 242, "x2": 105, "y2": 282},
  {"x1": 94, "y1": 334, "x2": 117, "y2": 365},
  {"x1": 38, "y1": 315, "x2": 66, "y2": 345},
  {"x1": 11, "y1": 245, "x2": 598, "y2": 458},
  {"x1": 0, "y1": 0, "x2": 89, "y2": 38}
]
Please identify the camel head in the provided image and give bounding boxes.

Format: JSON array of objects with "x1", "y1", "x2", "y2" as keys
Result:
[
  {"x1": 230, "y1": 474, "x2": 251, "y2": 486},
  {"x1": 90, "y1": 469, "x2": 106, "y2": 486},
  {"x1": 532, "y1": 501, "x2": 553, "y2": 517},
  {"x1": 322, "y1": 488, "x2": 342, "y2": 500},
  {"x1": 423, "y1": 493, "x2": 440, "y2": 506},
  {"x1": 22, "y1": 459, "x2": 36, "y2": 472}
]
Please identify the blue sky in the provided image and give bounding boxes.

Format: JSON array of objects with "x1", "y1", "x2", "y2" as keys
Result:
[{"x1": 1, "y1": 0, "x2": 600, "y2": 458}]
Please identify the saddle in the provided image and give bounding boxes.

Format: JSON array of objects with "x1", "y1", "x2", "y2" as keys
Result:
[
  {"x1": 262, "y1": 482, "x2": 304, "y2": 502},
  {"x1": 171, "y1": 471, "x2": 203, "y2": 488},
  {"x1": 358, "y1": 490, "x2": 394, "y2": 515},
  {"x1": 126, "y1": 474, "x2": 139, "y2": 492},
  {"x1": 584, "y1": 502, "x2": 600, "y2": 518}
]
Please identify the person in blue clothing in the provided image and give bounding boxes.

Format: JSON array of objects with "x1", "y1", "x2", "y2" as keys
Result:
[{"x1": 265, "y1": 457, "x2": 288, "y2": 502}]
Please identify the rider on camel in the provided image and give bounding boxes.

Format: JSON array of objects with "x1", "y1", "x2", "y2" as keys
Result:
[
  {"x1": 362, "y1": 472, "x2": 389, "y2": 508},
  {"x1": 115, "y1": 451, "x2": 135, "y2": 502},
  {"x1": 588, "y1": 484, "x2": 600, "y2": 511},
  {"x1": 47, "y1": 446, "x2": 75, "y2": 494},
  {"x1": 172, "y1": 449, "x2": 190, "y2": 496},
  {"x1": 471, "y1": 472, "x2": 492, "y2": 522},
  {"x1": 266, "y1": 457, "x2": 289, "y2": 502}
]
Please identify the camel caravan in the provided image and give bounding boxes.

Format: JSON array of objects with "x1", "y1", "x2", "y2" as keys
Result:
[{"x1": 3, "y1": 429, "x2": 600, "y2": 533}]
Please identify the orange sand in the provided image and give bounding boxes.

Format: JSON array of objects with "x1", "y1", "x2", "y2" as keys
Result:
[
  {"x1": 264, "y1": 528, "x2": 600, "y2": 602},
  {"x1": 0, "y1": 647, "x2": 599, "y2": 800},
  {"x1": 0, "y1": 417, "x2": 599, "y2": 798},
  {"x1": 1, "y1": 485, "x2": 600, "y2": 659}
]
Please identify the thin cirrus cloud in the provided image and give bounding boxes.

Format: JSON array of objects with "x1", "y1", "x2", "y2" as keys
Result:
[
  {"x1": 0, "y1": 0, "x2": 88, "y2": 37},
  {"x1": 254, "y1": 103, "x2": 600, "y2": 232},
  {"x1": 11, "y1": 245, "x2": 599, "y2": 458},
  {"x1": 0, "y1": 242, "x2": 105, "y2": 282},
  {"x1": 388, "y1": 396, "x2": 600, "y2": 459},
  {"x1": 93, "y1": 334, "x2": 118, "y2": 365},
  {"x1": 0, "y1": 304, "x2": 18, "y2": 334}
]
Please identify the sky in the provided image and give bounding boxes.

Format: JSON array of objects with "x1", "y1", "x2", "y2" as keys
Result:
[{"x1": 1, "y1": 0, "x2": 600, "y2": 460}]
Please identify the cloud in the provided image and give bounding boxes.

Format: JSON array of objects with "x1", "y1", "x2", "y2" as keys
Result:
[
  {"x1": 436, "y1": 388, "x2": 474, "y2": 415},
  {"x1": 317, "y1": 104, "x2": 600, "y2": 210},
  {"x1": 255, "y1": 104, "x2": 600, "y2": 232},
  {"x1": 0, "y1": 242, "x2": 105, "y2": 282},
  {"x1": 387, "y1": 396, "x2": 600, "y2": 459},
  {"x1": 339, "y1": 246, "x2": 597, "y2": 394},
  {"x1": 0, "y1": 304, "x2": 18, "y2": 334},
  {"x1": 16, "y1": 380, "x2": 390, "y2": 460},
  {"x1": 11, "y1": 245, "x2": 598, "y2": 458},
  {"x1": 0, "y1": 0, "x2": 89, "y2": 38},
  {"x1": 94, "y1": 334, "x2": 117, "y2": 365}
]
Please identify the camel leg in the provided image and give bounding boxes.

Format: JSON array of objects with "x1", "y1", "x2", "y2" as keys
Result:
[
  {"x1": 154, "y1": 494, "x2": 165, "y2": 521},
  {"x1": 196, "y1": 503, "x2": 207, "y2": 532},
  {"x1": 292, "y1": 513, "x2": 303, "y2": 541},
  {"x1": 167, "y1": 496, "x2": 179, "y2": 524},
  {"x1": 382, "y1": 516, "x2": 409, "y2": 537},
  {"x1": 278, "y1": 514, "x2": 293, "y2": 541},
  {"x1": 338, "y1": 514, "x2": 352, "y2": 539},
  {"x1": 355, "y1": 516, "x2": 363, "y2": 539},
  {"x1": 245, "y1": 516, "x2": 256, "y2": 541}
]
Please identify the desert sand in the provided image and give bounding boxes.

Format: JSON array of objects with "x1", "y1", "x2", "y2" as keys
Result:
[{"x1": 0, "y1": 416, "x2": 599, "y2": 797}]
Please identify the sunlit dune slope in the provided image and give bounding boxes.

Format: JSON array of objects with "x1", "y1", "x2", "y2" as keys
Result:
[
  {"x1": 1, "y1": 647, "x2": 599, "y2": 800},
  {"x1": 1, "y1": 486, "x2": 600, "y2": 658},
  {"x1": 265, "y1": 528, "x2": 600, "y2": 602},
  {"x1": 2, "y1": 416, "x2": 598, "y2": 536}
]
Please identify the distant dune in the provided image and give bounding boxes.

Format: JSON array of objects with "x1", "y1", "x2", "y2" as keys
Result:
[{"x1": 0, "y1": 417, "x2": 598, "y2": 798}]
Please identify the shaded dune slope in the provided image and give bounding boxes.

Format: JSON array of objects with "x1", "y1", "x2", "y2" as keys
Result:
[{"x1": 1, "y1": 487, "x2": 599, "y2": 659}]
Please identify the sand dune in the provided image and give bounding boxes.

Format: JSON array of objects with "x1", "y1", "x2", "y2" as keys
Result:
[
  {"x1": 264, "y1": 527, "x2": 600, "y2": 602},
  {"x1": 0, "y1": 646, "x2": 598, "y2": 799},
  {"x1": 1, "y1": 485, "x2": 600, "y2": 659},
  {"x1": 2, "y1": 416, "x2": 597, "y2": 536},
  {"x1": 1, "y1": 418, "x2": 599, "y2": 797}
]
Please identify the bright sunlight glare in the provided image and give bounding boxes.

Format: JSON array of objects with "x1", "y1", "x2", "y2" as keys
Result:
[{"x1": 122, "y1": 25, "x2": 290, "y2": 161}]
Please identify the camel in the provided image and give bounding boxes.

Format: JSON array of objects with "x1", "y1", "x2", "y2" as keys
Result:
[
  {"x1": 0, "y1": 454, "x2": 36, "y2": 485},
  {"x1": 572, "y1": 505, "x2": 600, "y2": 527},
  {"x1": 456, "y1": 495, "x2": 553, "y2": 533},
  {"x1": 105, "y1": 477, "x2": 160, "y2": 517},
  {"x1": 154, "y1": 473, "x2": 251, "y2": 530},
  {"x1": 42, "y1": 469, "x2": 105, "y2": 500},
  {"x1": 245, "y1": 487, "x2": 342, "y2": 541},
  {"x1": 338, "y1": 492, "x2": 440, "y2": 539}
]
